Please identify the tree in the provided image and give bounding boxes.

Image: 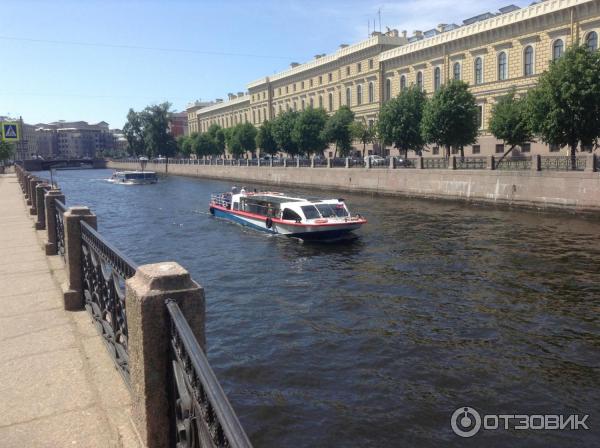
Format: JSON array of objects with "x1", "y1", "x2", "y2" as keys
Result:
[
  {"x1": 193, "y1": 133, "x2": 215, "y2": 157},
  {"x1": 206, "y1": 124, "x2": 225, "y2": 155},
  {"x1": 235, "y1": 123, "x2": 257, "y2": 158},
  {"x1": 256, "y1": 120, "x2": 278, "y2": 157},
  {"x1": 292, "y1": 107, "x2": 328, "y2": 157},
  {"x1": 122, "y1": 109, "x2": 144, "y2": 156},
  {"x1": 527, "y1": 44, "x2": 600, "y2": 169},
  {"x1": 177, "y1": 134, "x2": 194, "y2": 157},
  {"x1": 140, "y1": 102, "x2": 177, "y2": 158},
  {"x1": 421, "y1": 80, "x2": 479, "y2": 158},
  {"x1": 0, "y1": 140, "x2": 15, "y2": 164},
  {"x1": 350, "y1": 121, "x2": 376, "y2": 158},
  {"x1": 272, "y1": 110, "x2": 300, "y2": 157},
  {"x1": 489, "y1": 89, "x2": 533, "y2": 162},
  {"x1": 378, "y1": 86, "x2": 427, "y2": 158},
  {"x1": 322, "y1": 106, "x2": 355, "y2": 158}
]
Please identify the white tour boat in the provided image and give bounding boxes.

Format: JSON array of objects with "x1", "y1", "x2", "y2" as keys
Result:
[
  {"x1": 209, "y1": 190, "x2": 366, "y2": 240},
  {"x1": 108, "y1": 170, "x2": 158, "y2": 185}
]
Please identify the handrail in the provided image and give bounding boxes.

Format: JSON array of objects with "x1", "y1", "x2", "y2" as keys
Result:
[
  {"x1": 166, "y1": 300, "x2": 253, "y2": 448},
  {"x1": 55, "y1": 199, "x2": 67, "y2": 213}
]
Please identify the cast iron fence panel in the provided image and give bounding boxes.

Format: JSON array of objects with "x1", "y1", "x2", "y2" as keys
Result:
[
  {"x1": 55, "y1": 199, "x2": 67, "y2": 260},
  {"x1": 348, "y1": 159, "x2": 365, "y2": 168},
  {"x1": 271, "y1": 159, "x2": 283, "y2": 167},
  {"x1": 540, "y1": 156, "x2": 572, "y2": 171},
  {"x1": 423, "y1": 158, "x2": 448, "y2": 169},
  {"x1": 395, "y1": 158, "x2": 417, "y2": 169},
  {"x1": 248, "y1": 159, "x2": 258, "y2": 166},
  {"x1": 298, "y1": 158, "x2": 311, "y2": 167},
  {"x1": 167, "y1": 300, "x2": 253, "y2": 448},
  {"x1": 80, "y1": 220, "x2": 138, "y2": 386},
  {"x1": 313, "y1": 158, "x2": 327, "y2": 168},
  {"x1": 331, "y1": 158, "x2": 346, "y2": 168},
  {"x1": 576, "y1": 156, "x2": 587, "y2": 171},
  {"x1": 456, "y1": 157, "x2": 487, "y2": 170},
  {"x1": 495, "y1": 157, "x2": 531, "y2": 171}
]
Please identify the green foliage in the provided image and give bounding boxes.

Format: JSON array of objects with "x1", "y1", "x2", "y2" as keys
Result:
[
  {"x1": 228, "y1": 123, "x2": 257, "y2": 158},
  {"x1": 378, "y1": 85, "x2": 426, "y2": 157},
  {"x1": 489, "y1": 89, "x2": 533, "y2": 152},
  {"x1": 207, "y1": 124, "x2": 225, "y2": 155},
  {"x1": 177, "y1": 134, "x2": 194, "y2": 157},
  {"x1": 193, "y1": 133, "x2": 216, "y2": 157},
  {"x1": 350, "y1": 120, "x2": 377, "y2": 157},
  {"x1": 292, "y1": 107, "x2": 328, "y2": 156},
  {"x1": 527, "y1": 44, "x2": 600, "y2": 156},
  {"x1": 123, "y1": 103, "x2": 178, "y2": 158},
  {"x1": 421, "y1": 80, "x2": 479, "y2": 157},
  {"x1": 256, "y1": 120, "x2": 279, "y2": 156},
  {"x1": 0, "y1": 140, "x2": 15, "y2": 162},
  {"x1": 322, "y1": 106, "x2": 355, "y2": 157},
  {"x1": 271, "y1": 110, "x2": 300, "y2": 156}
]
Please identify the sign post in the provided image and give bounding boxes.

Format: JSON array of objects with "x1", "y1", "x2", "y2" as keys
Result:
[{"x1": 1, "y1": 121, "x2": 20, "y2": 142}]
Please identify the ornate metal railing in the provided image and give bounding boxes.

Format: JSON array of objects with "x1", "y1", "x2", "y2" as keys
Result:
[
  {"x1": 422, "y1": 157, "x2": 448, "y2": 169},
  {"x1": 313, "y1": 158, "x2": 327, "y2": 168},
  {"x1": 167, "y1": 300, "x2": 252, "y2": 448},
  {"x1": 331, "y1": 158, "x2": 346, "y2": 168},
  {"x1": 55, "y1": 199, "x2": 67, "y2": 259},
  {"x1": 540, "y1": 155, "x2": 577, "y2": 171},
  {"x1": 80, "y1": 220, "x2": 138, "y2": 386},
  {"x1": 456, "y1": 157, "x2": 487, "y2": 170},
  {"x1": 575, "y1": 156, "x2": 587, "y2": 171},
  {"x1": 298, "y1": 158, "x2": 311, "y2": 167},
  {"x1": 495, "y1": 157, "x2": 532, "y2": 171},
  {"x1": 348, "y1": 158, "x2": 365, "y2": 168},
  {"x1": 395, "y1": 158, "x2": 417, "y2": 169}
]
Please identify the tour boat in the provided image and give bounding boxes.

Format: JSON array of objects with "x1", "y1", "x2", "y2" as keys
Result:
[
  {"x1": 209, "y1": 190, "x2": 366, "y2": 240},
  {"x1": 108, "y1": 170, "x2": 158, "y2": 185}
]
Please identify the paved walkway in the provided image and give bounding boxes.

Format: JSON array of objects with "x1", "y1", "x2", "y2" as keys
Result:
[{"x1": 0, "y1": 174, "x2": 142, "y2": 447}]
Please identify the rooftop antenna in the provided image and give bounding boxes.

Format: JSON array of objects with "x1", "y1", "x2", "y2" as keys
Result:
[{"x1": 378, "y1": 7, "x2": 382, "y2": 33}]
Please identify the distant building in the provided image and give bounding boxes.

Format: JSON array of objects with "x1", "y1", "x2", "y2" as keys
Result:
[
  {"x1": 185, "y1": 100, "x2": 215, "y2": 134},
  {"x1": 168, "y1": 112, "x2": 188, "y2": 138}
]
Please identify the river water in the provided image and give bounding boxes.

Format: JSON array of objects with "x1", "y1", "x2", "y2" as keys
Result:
[{"x1": 45, "y1": 168, "x2": 600, "y2": 447}]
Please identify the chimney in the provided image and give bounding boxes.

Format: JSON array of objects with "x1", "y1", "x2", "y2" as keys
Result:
[
  {"x1": 402, "y1": 30, "x2": 408, "y2": 38},
  {"x1": 290, "y1": 62, "x2": 300, "y2": 68},
  {"x1": 371, "y1": 31, "x2": 382, "y2": 37},
  {"x1": 227, "y1": 93, "x2": 235, "y2": 100},
  {"x1": 237, "y1": 92, "x2": 244, "y2": 97},
  {"x1": 339, "y1": 44, "x2": 349, "y2": 49},
  {"x1": 437, "y1": 23, "x2": 447, "y2": 33},
  {"x1": 215, "y1": 98, "x2": 223, "y2": 103},
  {"x1": 414, "y1": 30, "x2": 423, "y2": 38},
  {"x1": 314, "y1": 54, "x2": 322, "y2": 59},
  {"x1": 386, "y1": 28, "x2": 399, "y2": 37}
]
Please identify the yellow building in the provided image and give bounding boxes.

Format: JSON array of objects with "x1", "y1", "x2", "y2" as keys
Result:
[{"x1": 187, "y1": 0, "x2": 600, "y2": 157}]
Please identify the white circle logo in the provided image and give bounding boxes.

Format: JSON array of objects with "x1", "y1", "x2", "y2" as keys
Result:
[{"x1": 451, "y1": 407, "x2": 482, "y2": 437}]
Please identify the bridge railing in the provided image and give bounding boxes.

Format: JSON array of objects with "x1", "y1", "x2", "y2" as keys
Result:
[{"x1": 14, "y1": 164, "x2": 253, "y2": 448}]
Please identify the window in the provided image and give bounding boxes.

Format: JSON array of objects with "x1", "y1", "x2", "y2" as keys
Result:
[
  {"x1": 552, "y1": 39, "x2": 564, "y2": 61},
  {"x1": 385, "y1": 78, "x2": 391, "y2": 101},
  {"x1": 318, "y1": 95, "x2": 323, "y2": 108},
  {"x1": 586, "y1": 31, "x2": 598, "y2": 51},
  {"x1": 474, "y1": 57, "x2": 483, "y2": 84},
  {"x1": 472, "y1": 145, "x2": 481, "y2": 154},
  {"x1": 369, "y1": 59, "x2": 374, "y2": 69},
  {"x1": 357, "y1": 62, "x2": 362, "y2": 72},
  {"x1": 434, "y1": 67, "x2": 441, "y2": 91},
  {"x1": 477, "y1": 105, "x2": 483, "y2": 129},
  {"x1": 357, "y1": 85, "x2": 362, "y2": 105},
  {"x1": 328, "y1": 73, "x2": 332, "y2": 82},
  {"x1": 252, "y1": 110, "x2": 256, "y2": 123},
  {"x1": 282, "y1": 208, "x2": 302, "y2": 221},
  {"x1": 346, "y1": 66, "x2": 351, "y2": 76},
  {"x1": 309, "y1": 98, "x2": 313, "y2": 108},
  {"x1": 286, "y1": 86, "x2": 289, "y2": 94},
  {"x1": 549, "y1": 143, "x2": 560, "y2": 152},
  {"x1": 432, "y1": 147, "x2": 439, "y2": 155},
  {"x1": 495, "y1": 144, "x2": 504, "y2": 154},
  {"x1": 301, "y1": 205, "x2": 321, "y2": 220},
  {"x1": 328, "y1": 93, "x2": 333, "y2": 111},
  {"x1": 523, "y1": 46, "x2": 534, "y2": 76},
  {"x1": 346, "y1": 87, "x2": 351, "y2": 106},
  {"x1": 257, "y1": 109, "x2": 261, "y2": 122},
  {"x1": 263, "y1": 92, "x2": 266, "y2": 99},
  {"x1": 301, "y1": 99, "x2": 305, "y2": 110},
  {"x1": 310, "y1": 79, "x2": 313, "y2": 87},
  {"x1": 451, "y1": 147, "x2": 459, "y2": 155},
  {"x1": 498, "y1": 52, "x2": 507, "y2": 80},
  {"x1": 278, "y1": 105, "x2": 282, "y2": 114},
  {"x1": 453, "y1": 62, "x2": 461, "y2": 80},
  {"x1": 293, "y1": 101, "x2": 297, "y2": 111},
  {"x1": 293, "y1": 83, "x2": 297, "y2": 92},
  {"x1": 416, "y1": 71, "x2": 423, "y2": 91},
  {"x1": 400, "y1": 75, "x2": 406, "y2": 91},
  {"x1": 521, "y1": 143, "x2": 531, "y2": 153},
  {"x1": 301, "y1": 81, "x2": 304, "y2": 89},
  {"x1": 319, "y1": 75, "x2": 323, "y2": 85},
  {"x1": 368, "y1": 82, "x2": 374, "y2": 103}
]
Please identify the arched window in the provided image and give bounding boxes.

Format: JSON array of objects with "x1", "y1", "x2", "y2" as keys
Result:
[
  {"x1": 346, "y1": 87, "x2": 351, "y2": 106},
  {"x1": 474, "y1": 57, "x2": 483, "y2": 84},
  {"x1": 498, "y1": 52, "x2": 507, "y2": 81},
  {"x1": 293, "y1": 101, "x2": 297, "y2": 111},
  {"x1": 416, "y1": 72, "x2": 423, "y2": 91},
  {"x1": 453, "y1": 62, "x2": 461, "y2": 80},
  {"x1": 357, "y1": 85, "x2": 362, "y2": 105},
  {"x1": 523, "y1": 46, "x2": 534, "y2": 76},
  {"x1": 385, "y1": 78, "x2": 391, "y2": 101},
  {"x1": 301, "y1": 99, "x2": 305, "y2": 110},
  {"x1": 400, "y1": 75, "x2": 406, "y2": 91},
  {"x1": 318, "y1": 95, "x2": 323, "y2": 109},
  {"x1": 434, "y1": 67, "x2": 441, "y2": 91},
  {"x1": 309, "y1": 97, "x2": 314, "y2": 108},
  {"x1": 552, "y1": 39, "x2": 564, "y2": 61},
  {"x1": 368, "y1": 82, "x2": 374, "y2": 103},
  {"x1": 328, "y1": 93, "x2": 333, "y2": 111},
  {"x1": 586, "y1": 31, "x2": 598, "y2": 51}
]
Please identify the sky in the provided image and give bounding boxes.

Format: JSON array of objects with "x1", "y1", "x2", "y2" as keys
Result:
[{"x1": 0, "y1": 0, "x2": 531, "y2": 129}]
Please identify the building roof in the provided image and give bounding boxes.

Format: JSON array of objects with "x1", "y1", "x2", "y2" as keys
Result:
[{"x1": 196, "y1": 95, "x2": 250, "y2": 116}]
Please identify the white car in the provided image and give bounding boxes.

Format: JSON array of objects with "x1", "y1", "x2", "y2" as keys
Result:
[{"x1": 364, "y1": 155, "x2": 386, "y2": 166}]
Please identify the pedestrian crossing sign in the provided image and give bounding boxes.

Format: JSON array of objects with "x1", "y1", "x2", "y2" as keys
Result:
[{"x1": 1, "y1": 122, "x2": 20, "y2": 141}]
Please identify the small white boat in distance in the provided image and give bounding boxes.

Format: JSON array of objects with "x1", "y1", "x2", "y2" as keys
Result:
[
  {"x1": 209, "y1": 190, "x2": 366, "y2": 240},
  {"x1": 108, "y1": 170, "x2": 158, "y2": 185}
]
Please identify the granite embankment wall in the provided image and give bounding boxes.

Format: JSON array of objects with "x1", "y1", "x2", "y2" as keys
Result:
[{"x1": 107, "y1": 160, "x2": 600, "y2": 213}]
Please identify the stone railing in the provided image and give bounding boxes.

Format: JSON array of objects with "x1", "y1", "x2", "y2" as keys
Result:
[
  {"x1": 14, "y1": 164, "x2": 252, "y2": 448},
  {"x1": 118, "y1": 154, "x2": 598, "y2": 173}
]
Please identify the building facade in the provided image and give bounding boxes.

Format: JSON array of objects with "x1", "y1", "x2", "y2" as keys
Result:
[{"x1": 188, "y1": 0, "x2": 600, "y2": 157}]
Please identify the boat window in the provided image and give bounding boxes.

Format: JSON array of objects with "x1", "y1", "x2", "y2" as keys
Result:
[
  {"x1": 301, "y1": 205, "x2": 321, "y2": 220},
  {"x1": 315, "y1": 204, "x2": 336, "y2": 218},
  {"x1": 333, "y1": 203, "x2": 348, "y2": 217},
  {"x1": 233, "y1": 202, "x2": 239, "y2": 210},
  {"x1": 282, "y1": 208, "x2": 302, "y2": 221}
]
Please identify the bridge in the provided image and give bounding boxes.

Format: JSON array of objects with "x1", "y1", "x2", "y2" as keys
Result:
[{"x1": 21, "y1": 158, "x2": 107, "y2": 171}]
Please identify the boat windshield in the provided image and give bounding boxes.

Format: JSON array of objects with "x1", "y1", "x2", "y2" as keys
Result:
[
  {"x1": 316, "y1": 203, "x2": 348, "y2": 218},
  {"x1": 301, "y1": 205, "x2": 321, "y2": 219},
  {"x1": 124, "y1": 172, "x2": 156, "y2": 180}
]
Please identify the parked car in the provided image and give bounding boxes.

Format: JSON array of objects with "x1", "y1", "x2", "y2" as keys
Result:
[{"x1": 364, "y1": 154, "x2": 386, "y2": 166}]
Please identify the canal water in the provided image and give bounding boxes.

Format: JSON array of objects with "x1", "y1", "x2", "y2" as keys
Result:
[{"x1": 46, "y1": 169, "x2": 600, "y2": 447}]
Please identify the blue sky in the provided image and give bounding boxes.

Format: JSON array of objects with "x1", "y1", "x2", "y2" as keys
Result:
[{"x1": 0, "y1": 0, "x2": 530, "y2": 128}]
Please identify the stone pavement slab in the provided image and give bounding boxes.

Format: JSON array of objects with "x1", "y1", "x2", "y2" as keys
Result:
[{"x1": 0, "y1": 174, "x2": 142, "y2": 447}]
